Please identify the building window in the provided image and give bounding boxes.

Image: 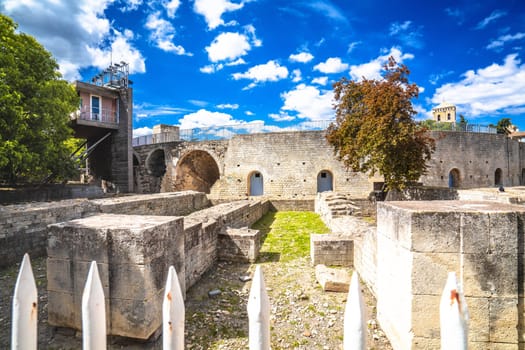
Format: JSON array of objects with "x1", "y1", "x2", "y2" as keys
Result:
[
  {"x1": 91, "y1": 95, "x2": 100, "y2": 121},
  {"x1": 437, "y1": 115, "x2": 441, "y2": 121},
  {"x1": 447, "y1": 113, "x2": 451, "y2": 120}
]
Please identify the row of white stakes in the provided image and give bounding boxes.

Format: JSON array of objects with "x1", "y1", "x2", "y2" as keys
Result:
[{"x1": 11, "y1": 253, "x2": 469, "y2": 349}]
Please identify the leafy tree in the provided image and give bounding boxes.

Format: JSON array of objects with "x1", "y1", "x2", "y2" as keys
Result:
[
  {"x1": 0, "y1": 14, "x2": 79, "y2": 184},
  {"x1": 489, "y1": 118, "x2": 513, "y2": 135},
  {"x1": 326, "y1": 57, "x2": 435, "y2": 191}
]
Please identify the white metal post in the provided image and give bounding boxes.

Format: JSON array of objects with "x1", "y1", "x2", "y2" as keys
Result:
[
  {"x1": 11, "y1": 253, "x2": 38, "y2": 350},
  {"x1": 440, "y1": 271, "x2": 469, "y2": 350},
  {"x1": 343, "y1": 271, "x2": 366, "y2": 350},
  {"x1": 163, "y1": 265, "x2": 185, "y2": 350},
  {"x1": 247, "y1": 265, "x2": 270, "y2": 350},
  {"x1": 82, "y1": 261, "x2": 106, "y2": 350}
]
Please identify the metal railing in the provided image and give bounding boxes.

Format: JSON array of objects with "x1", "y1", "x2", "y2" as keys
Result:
[
  {"x1": 74, "y1": 106, "x2": 118, "y2": 124},
  {"x1": 422, "y1": 122, "x2": 497, "y2": 134},
  {"x1": 132, "y1": 120, "x2": 333, "y2": 146}
]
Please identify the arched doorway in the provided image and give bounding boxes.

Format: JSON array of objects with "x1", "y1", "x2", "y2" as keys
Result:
[
  {"x1": 145, "y1": 149, "x2": 166, "y2": 193},
  {"x1": 174, "y1": 150, "x2": 220, "y2": 194},
  {"x1": 249, "y1": 171, "x2": 264, "y2": 196},
  {"x1": 522, "y1": 168, "x2": 525, "y2": 186},
  {"x1": 317, "y1": 170, "x2": 333, "y2": 192},
  {"x1": 494, "y1": 168, "x2": 503, "y2": 186},
  {"x1": 448, "y1": 168, "x2": 460, "y2": 188}
]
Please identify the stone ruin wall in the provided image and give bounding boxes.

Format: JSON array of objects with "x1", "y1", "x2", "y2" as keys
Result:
[
  {"x1": 0, "y1": 191, "x2": 210, "y2": 268},
  {"x1": 422, "y1": 131, "x2": 524, "y2": 188},
  {"x1": 46, "y1": 198, "x2": 270, "y2": 339},
  {"x1": 133, "y1": 131, "x2": 374, "y2": 200},
  {"x1": 133, "y1": 130, "x2": 525, "y2": 202}
]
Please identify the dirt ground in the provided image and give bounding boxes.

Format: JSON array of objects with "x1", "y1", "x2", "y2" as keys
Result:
[{"x1": 0, "y1": 254, "x2": 391, "y2": 349}]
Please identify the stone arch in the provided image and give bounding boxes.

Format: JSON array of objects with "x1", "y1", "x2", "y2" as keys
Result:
[
  {"x1": 448, "y1": 168, "x2": 461, "y2": 188},
  {"x1": 248, "y1": 171, "x2": 264, "y2": 196},
  {"x1": 494, "y1": 168, "x2": 503, "y2": 186},
  {"x1": 174, "y1": 150, "x2": 220, "y2": 194},
  {"x1": 146, "y1": 149, "x2": 166, "y2": 177},
  {"x1": 317, "y1": 170, "x2": 333, "y2": 192}
]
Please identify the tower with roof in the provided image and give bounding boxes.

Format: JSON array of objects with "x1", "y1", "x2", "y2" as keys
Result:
[{"x1": 432, "y1": 102, "x2": 457, "y2": 123}]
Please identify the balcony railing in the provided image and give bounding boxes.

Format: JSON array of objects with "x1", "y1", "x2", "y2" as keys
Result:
[{"x1": 73, "y1": 106, "x2": 118, "y2": 125}]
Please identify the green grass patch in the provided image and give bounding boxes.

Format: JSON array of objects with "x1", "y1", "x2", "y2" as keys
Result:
[{"x1": 252, "y1": 211, "x2": 330, "y2": 262}]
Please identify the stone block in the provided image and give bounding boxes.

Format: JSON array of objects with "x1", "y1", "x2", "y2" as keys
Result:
[
  {"x1": 411, "y1": 294, "x2": 440, "y2": 339},
  {"x1": 315, "y1": 264, "x2": 351, "y2": 292},
  {"x1": 310, "y1": 234, "x2": 353, "y2": 267},
  {"x1": 411, "y1": 252, "x2": 460, "y2": 296},
  {"x1": 460, "y1": 212, "x2": 490, "y2": 253},
  {"x1": 217, "y1": 227, "x2": 261, "y2": 262},
  {"x1": 489, "y1": 297, "x2": 519, "y2": 343},
  {"x1": 410, "y1": 211, "x2": 461, "y2": 253},
  {"x1": 465, "y1": 297, "x2": 490, "y2": 342},
  {"x1": 46, "y1": 213, "x2": 183, "y2": 340},
  {"x1": 462, "y1": 253, "x2": 518, "y2": 298}
]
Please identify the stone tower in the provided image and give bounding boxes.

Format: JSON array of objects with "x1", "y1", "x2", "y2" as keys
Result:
[{"x1": 432, "y1": 102, "x2": 456, "y2": 123}]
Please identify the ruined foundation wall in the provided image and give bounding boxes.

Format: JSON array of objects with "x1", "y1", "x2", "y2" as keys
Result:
[
  {"x1": 375, "y1": 200, "x2": 525, "y2": 349},
  {"x1": 0, "y1": 192, "x2": 209, "y2": 268}
]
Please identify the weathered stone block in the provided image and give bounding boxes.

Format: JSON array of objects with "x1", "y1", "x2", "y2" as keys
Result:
[
  {"x1": 462, "y1": 253, "x2": 518, "y2": 298},
  {"x1": 489, "y1": 297, "x2": 519, "y2": 343},
  {"x1": 47, "y1": 213, "x2": 184, "y2": 340},
  {"x1": 310, "y1": 234, "x2": 353, "y2": 267},
  {"x1": 217, "y1": 227, "x2": 261, "y2": 262},
  {"x1": 315, "y1": 264, "x2": 351, "y2": 292},
  {"x1": 411, "y1": 252, "x2": 460, "y2": 296},
  {"x1": 465, "y1": 296, "x2": 490, "y2": 342}
]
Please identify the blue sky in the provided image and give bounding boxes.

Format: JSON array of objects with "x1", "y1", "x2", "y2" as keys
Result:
[{"x1": 1, "y1": 0, "x2": 525, "y2": 136}]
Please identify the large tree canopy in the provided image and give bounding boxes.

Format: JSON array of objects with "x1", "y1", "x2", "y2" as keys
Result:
[
  {"x1": 327, "y1": 57, "x2": 435, "y2": 191},
  {"x1": 0, "y1": 14, "x2": 79, "y2": 184}
]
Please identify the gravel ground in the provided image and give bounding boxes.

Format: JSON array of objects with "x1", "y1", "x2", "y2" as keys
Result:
[{"x1": 0, "y1": 254, "x2": 391, "y2": 349}]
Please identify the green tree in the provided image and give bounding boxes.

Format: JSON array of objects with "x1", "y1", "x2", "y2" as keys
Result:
[
  {"x1": 326, "y1": 57, "x2": 435, "y2": 191},
  {"x1": 490, "y1": 117, "x2": 513, "y2": 135},
  {"x1": 0, "y1": 14, "x2": 79, "y2": 184}
]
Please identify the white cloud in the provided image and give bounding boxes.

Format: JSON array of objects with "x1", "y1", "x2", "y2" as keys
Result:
[
  {"x1": 312, "y1": 76, "x2": 328, "y2": 85},
  {"x1": 206, "y1": 32, "x2": 251, "y2": 62},
  {"x1": 120, "y1": 0, "x2": 143, "y2": 12},
  {"x1": 487, "y1": 32, "x2": 525, "y2": 50},
  {"x1": 389, "y1": 20, "x2": 424, "y2": 49},
  {"x1": 389, "y1": 20, "x2": 412, "y2": 35},
  {"x1": 193, "y1": 0, "x2": 245, "y2": 30},
  {"x1": 431, "y1": 54, "x2": 525, "y2": 117},
  {"x1": 314, "y1": 57, "x2": 349, "y2": 74},
  {"x1": 280, "y1": 84, "x2": 334, "y2": 121},
  {"x1": 163, "y1": 0, "x2": 181, "y2": 18},
  {"x1": 245, "y1": 110, "x2": 255, "y2": 116},
  {"x1": 133, "y1": 126, "x2": 153, "y2": 137},
  {"x1": 133, "y1": 102, "x2": 188, "y2": 120},
  {"x1": 145, "y1": 11, "x2": 189, "y2": 55},
  {"x1": 347, "y1": 41, "x2": 361, "y2": 53},
  {"x1": 289, "y1": 52, "x2": 314, "y2": 63},
  {"x1": 178, "y1": 109, "x2": 238, "y2": 128},
  {"x1": 269, "y1": 113, "x2": 296, "y2": 122},
  {"x1": 292, "y1": 69, "x2": 302, "y2": 82},
  {"x1": 226, "y1": 58, "x2": 246, "y2": 66},
  {"x1": 244, "y1": 24, "x2": 262, "y2": 47},
  {"x1": 217, "y1": 103, "x2": 239, "y2": 109},
  {"x1": 476, "y1": 9, "x2": 507, "y2": 30},
  {"x1": 349, "y1": 47, "x2": 414, "y2": 81},
  {"x1": 232, "y1": 60, "x2": 289, "y2": 86},
  {"x1": 0, "y1": 0, "x2": 146, "y2": 81}
]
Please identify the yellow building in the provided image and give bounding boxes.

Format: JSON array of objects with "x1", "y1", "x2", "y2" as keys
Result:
[{"x1": 432, "y1": 102, "x2": 456, "y2": 123}]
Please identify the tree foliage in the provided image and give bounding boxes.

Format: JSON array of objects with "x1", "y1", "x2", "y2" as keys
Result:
[
  {"x1": 326, "y1": 57, "x2": 435, "y2": 191},
  {"x1": 0, "y1": 14, "x2": 79, "y2": 184},
  {"x1": 489, "y1": 117, "x2": 513, "y2": 135}
]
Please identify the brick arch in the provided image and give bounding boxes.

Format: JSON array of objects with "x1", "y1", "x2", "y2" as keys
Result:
[{"x1": 174, "y1": 150, "x2": 220, "y2": 194}]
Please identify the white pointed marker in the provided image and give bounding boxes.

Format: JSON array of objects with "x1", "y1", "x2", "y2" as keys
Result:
[
  {"x1": 82, "y1": 261, "x2": 106, "y2": 350},
  {"x1": 11, "y1": 253, "x2": 38, "y2": 350},
  {"x1": 343, "y1": 271, "x2": 366, "y2": 350},
  {"x1": 440, "y1": 272, "x2": 469, "y2": 350},
  {"x1": 247, "y1": 265, "x2": 270, "y2": 350},
  {"x1": 163, "y1": 266, "x2": 185, "y2": 350}
]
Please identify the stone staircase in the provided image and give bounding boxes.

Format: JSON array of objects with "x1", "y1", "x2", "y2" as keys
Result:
[{"x1": 322, "y1": 192, "x2": 361, "y2": 217}]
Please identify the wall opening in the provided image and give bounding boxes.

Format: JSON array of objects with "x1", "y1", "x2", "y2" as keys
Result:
[
  {"x1": 146, "y1": 149, "x2": 166, "y2": 177},
  {"x1": 133, "y1": 153, "x2": 140, "y2": 192},
  {"x1": 522, "y1": 168, "x2": 525, "y2": 186},
  {"x1": 248, "y1": 171, "x2": 264, "y2": 196},
  {"x1": 317, "y1": 170, "x2": 333, "y2": 192},
  {"x1": 495, "y1": 168, "x2": 503, "y2": 186},
  {"x1": 448, "y1": 168, "x2": 460, "y2": 188},
  {"x1": 174, "y1": 150, "x2": 219, "y2": 194}
]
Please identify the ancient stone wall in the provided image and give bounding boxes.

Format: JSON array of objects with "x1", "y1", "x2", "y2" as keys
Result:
[
  {"x1": 46, "y1": 199, "x2": 270, "y2": 340},
  {"x1": 0, "y1": 192, "x2": 209, "y2": 268},
  {"x1": 422, "y1": 131, "x2": 523, "y2": 188},
  {"x1": 375, "y1": 200, "x2": 525, "y2": 349}
]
